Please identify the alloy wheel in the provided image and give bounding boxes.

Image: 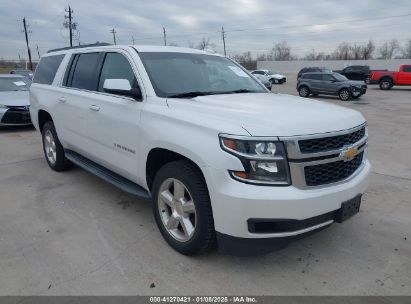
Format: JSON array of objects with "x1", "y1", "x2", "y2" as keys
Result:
[{"x1": 44, "y1": 129, "x2": 57, "y2": 165}]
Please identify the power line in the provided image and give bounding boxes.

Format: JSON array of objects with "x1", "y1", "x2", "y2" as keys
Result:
[{"x1": 22, "y1": 17, "x2": 33, "y2": 70}]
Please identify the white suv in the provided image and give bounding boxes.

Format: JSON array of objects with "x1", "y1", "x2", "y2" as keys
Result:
[{"x1": 30, "y1": 45, "x2": 371, "y2": 255}]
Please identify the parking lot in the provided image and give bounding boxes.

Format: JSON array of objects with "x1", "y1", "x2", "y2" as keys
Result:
[{"x1": 0, "y1": 75, "x2": 410, "y2": 296}]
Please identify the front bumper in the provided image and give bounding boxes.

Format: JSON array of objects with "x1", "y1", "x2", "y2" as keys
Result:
[
  {"x1": 0, "y1": 106, "x2": 32, "y2": 126},
  {"x1": 204, "y1": 159, "x2": 371, "y2": 251}
]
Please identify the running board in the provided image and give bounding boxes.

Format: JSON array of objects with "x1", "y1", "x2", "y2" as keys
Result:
[{"x1": 65, "y1": 149, "x2": 151, "y2": 200}]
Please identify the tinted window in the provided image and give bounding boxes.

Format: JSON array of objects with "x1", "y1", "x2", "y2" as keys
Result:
[
  {"x1": 70, "y1": 53, "x2": 100, "y2": 90},
  {"x1": 403, "y1": 66, "x2": 411, "y2": 72},
  {"x1": 305, "y1": 74, "x2": 322, "y2": 80},
  {"x1": 33, "y1": 54, "x2": 65, "y2": 85},
  {"x1": 98, "y1": 53, "x2": 137, "y2": 92},
  {"x1": 322, "y1": 74, "x2": 335, "y2": 81}
]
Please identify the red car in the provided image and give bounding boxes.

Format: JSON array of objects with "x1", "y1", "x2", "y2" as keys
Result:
[{"x1": 370, "y1": 64, "x2": 411, "y2": 90}]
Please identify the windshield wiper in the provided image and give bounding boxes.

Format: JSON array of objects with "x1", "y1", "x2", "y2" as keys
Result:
[
  {"x1": 168, "y1": 91, "x2": 219, "y2": 98},
  {"x1": 218, "y1": 89, "x2": 259, "y2": 94}
]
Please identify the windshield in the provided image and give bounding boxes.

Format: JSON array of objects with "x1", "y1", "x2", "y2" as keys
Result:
[
  {"x1": 333, "y1": 73, "x2": 348, "y2": 81},
  {"x1": 267, "y1": 70, "x2": 277, "y2": 75},
  {"x1": 138, "y1": 52, "x2": 266, "y2": 98},
  {"x1": 0, "y1": 77, "x2": 31, "y2": 92}
]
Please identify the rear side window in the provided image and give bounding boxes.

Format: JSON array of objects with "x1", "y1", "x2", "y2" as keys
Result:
[
  {"x1": 98, "y1": 53, "x2": 138, "y2": 92},
  {"x1": 33, "y1": 54, "x2": 65, "y2": 85},
  {"x1": 305, "y1": 74, "x2": 322, "y2": 80},
  {"x1": 68, "y1": 53, "x2": 101, "y2": 90},
  {"x1": 403, "y1": 66, "x2": 411, "y2": 72}
]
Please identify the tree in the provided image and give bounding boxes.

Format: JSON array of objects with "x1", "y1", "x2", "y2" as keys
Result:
[
  {"x1": 270, "y1": 41, "x2": 292, "y2": 61},
  {"x1": 401, "y1": 39, "x2": 411, "y2": 59},
  {"x1": 378, "y1": 39, "x2": 400, "y2": 59},
  {"x1": 168, "y1": 42, "x2": 179, "y2": 47},
  {"x1": 232, "y1": 51, "x2": 256, "y2": 70},
  {"x1": 360, "y1": 40, "x2": 375, "y2": 60},
  {"x1": 197, "y1": 37, "x2": 213, "y2": 50},
  {"x1": 303, "y1": 48, "x2": 326, "y2": 61},
  {"x1": 351, "y1": 43, "x2": 363, "y2": 60},
  {"x1": 332, "y1": 42, "x2": 352, "y2": 60}
]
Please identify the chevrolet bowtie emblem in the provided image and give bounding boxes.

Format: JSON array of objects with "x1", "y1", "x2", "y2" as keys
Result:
[{"x1": 339, "y1": 146, "x2": 358, "y2": 162}]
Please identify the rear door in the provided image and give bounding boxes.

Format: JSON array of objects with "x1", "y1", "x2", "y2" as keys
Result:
[
  {"x1": 59, "y1": 51, "x2": 104, "y2": 158},
  {"x1": 309, "y1": 73, "x2": 323, "y2": 93},
  {"x1": 398, "y1": 65, "x2": 411, "y2": 84}
]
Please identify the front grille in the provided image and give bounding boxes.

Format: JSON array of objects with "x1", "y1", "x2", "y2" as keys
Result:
[
  {"x1": 304, "y1": 152, "x2": 364, "y2": 186},
  {"x1": 1, "y1": 108, "x2": 31, "y2": 124},
  {"x1": 299, "y1": 127, "x2": 365, "y2": 154}
]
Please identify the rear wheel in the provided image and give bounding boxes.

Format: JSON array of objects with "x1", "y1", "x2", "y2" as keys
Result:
[
  {"x1": 152, "y1": 160, "x2": 215, "y2": 255},
  {"x1": 41, "y1": 121, "x2": 71, "y2": 171},
  {"x1": 339, "y1": 88, "x2": 351, "y2": 101},
  {"x1": 379, "y1": 78, "x2": 393, "y2": 90},
  {"x1": 298, "y1": 86, "x2": 310, "y2": 97}
]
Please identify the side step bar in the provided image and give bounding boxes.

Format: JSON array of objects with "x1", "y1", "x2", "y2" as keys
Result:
[{"x1": 65, "y1": 149, "x2": 151, "y2": 200}]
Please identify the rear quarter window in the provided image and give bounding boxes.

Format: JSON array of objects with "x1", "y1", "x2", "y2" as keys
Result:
[{"x1": 33, "y1": 54, "x2": 65, "y2": 85}]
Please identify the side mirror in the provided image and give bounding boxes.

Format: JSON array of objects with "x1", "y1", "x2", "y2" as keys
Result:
[{"x1": 103, "y1": 79, "x2": 142, "y2": 100}]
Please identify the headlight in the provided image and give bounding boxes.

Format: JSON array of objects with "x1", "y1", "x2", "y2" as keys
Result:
[{"x1": 220, "y1": 135, "x2": 291, "y2": 185}]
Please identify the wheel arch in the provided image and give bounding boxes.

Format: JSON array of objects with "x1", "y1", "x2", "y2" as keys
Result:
[{"x1": 38, "y1": 110, "x2": 53, "y2": 132}]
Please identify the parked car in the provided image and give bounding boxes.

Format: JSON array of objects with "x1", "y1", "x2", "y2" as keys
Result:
[
  {"x1": 297, "y1": 67, "x2": 331, "y2": 79},
  {"x1": 10, "y1": 69, "x2": 34, "y2": 80},
  {"x1": 252, "y1": 74, "x2": 272, "y2": 90},
  {"x1": 251, "y1": 69, "x2": 286, "y2": 84},
  {"x1": 0, "y1": 74, "x2": 32, "y2": 126},
  {"x1": 297, "y1": 72, "x2": 367, "y2": 101},
  {"x1": 369, "y1": 64, "x2": 411, "y2": 90},
  {"x1": 30, "y1": 45, "x2": 370, "y2": 255},
  {"x1": 333, "y1": 65, "x2": 371, "y2": 83}
]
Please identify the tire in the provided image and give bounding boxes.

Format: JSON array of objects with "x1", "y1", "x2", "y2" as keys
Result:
[
  {"x1": 379, "y1": 78, "x2": 393, "y2": 90},
  {"x1": 339, "y1": 88, "x2": 351, "y2": 101},
  {"x1": 41, "y1": 121, "x2": 71, "y2": 171},
  {"x1": 152, "y1": 160, "x2": 215, "y2": 255},
  {"x1": 298, "y1": 86, "x2": 310, "y2": 97}
]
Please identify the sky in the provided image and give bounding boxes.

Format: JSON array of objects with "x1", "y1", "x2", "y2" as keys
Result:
[{"x1": 1, "y1": 0, "x2": 411, "y2": 60}]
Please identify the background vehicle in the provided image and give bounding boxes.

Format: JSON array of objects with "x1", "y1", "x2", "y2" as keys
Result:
[
  {"x1": 252, "y1": 74, "x2": 272, "y2": 90},
  {"x1": 251, "y1": 69, "x2": 286, "y2": 84},
  {"x1": 369, "y1": 64, "x2": 411, "y2": 90},
  {"x1": 297, "y1": 72, "x2": 367, "y2": 101},
  {"x1": 333, "y1": 65, "x2": 371, "y2": 83},
  {"x1": 30, "y1": 45, "x2": 370, "y2": 256},
  {"x1": 297, "y1": 67, "x2": 331, "y2": 79},
  {"x1": 0, "y1": 74, "x2": 32, "y2": 126},
  {"x1": 10, "y1": 69, "x2": 34, "y2": 80}
]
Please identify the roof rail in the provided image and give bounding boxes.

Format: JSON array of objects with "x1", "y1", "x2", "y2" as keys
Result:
[{"x1": 47, "y1": 42, "x2": 112, "y2": 53}]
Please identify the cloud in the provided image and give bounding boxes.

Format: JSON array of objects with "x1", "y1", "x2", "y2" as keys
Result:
[{"x1": 0, "y1": 0, "x2": 410, "y2": 59}]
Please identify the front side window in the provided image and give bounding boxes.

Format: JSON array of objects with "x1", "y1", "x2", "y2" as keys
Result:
[
  {"x1": 322, "y1": 74, "x2": 335, "y2": 81},
  {"x1": 69, "y1": 53, "x2": 100, "y2": 90},
  {"x1": 333, "y1": 73, "x2": 348, "y2": 81},
  {"x1": 98, "y1": 53, "x2": 138, "y2": 92},
  {"x1": 138, "y1": 52, "x2": 266, "y2": 98},
  {"x1": 33, "y1": 54, "x2": 65, "y2": 85},
  {"x1": 403, "y1": 65, "x2": 411, "y2": 72},
  {"x1": 0, "y1": 77, "x2": 31, "y2": 91}
]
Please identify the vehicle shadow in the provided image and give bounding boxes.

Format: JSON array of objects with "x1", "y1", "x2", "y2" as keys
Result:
[{"x1": 0, "y1": 125, "x2": 35, "y2": 133}]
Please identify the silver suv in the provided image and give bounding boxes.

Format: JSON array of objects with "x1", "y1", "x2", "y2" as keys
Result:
[{"x1": 297, "y1": 72, "x2": 367, "y2": 101}]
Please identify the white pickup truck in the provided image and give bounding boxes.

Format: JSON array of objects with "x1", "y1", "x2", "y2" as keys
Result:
[{"x1": 30, "y1": 44, "x2": 371, "y2": 255}]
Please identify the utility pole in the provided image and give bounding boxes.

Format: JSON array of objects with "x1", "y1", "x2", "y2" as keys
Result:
[
  {"x1": 131, "y1": 35, "x2": 135, "y2": 44},
  {"x1": 110, "y1": 28, "x2": 117, "y2": 45},
  {"x1": 163, "y1": 27, "x2": 166, "y2": 46},
  {"x1": 36, "y1": 45, "x2": 41, "y2": 59},
  {"x1": 22, "y1": 17, "x2": 33, "y2": 70},
  {"x1": 65, "y1": 6, "x2": 74, "y2": 47},
  {"x1": 221, "y1": 26, "x2": 226, "y2": 56}
]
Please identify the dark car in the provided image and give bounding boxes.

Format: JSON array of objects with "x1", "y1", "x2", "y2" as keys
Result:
[
  {"x1": 297, "y1": 67, "x2": 331, "y2": 79},
  {"x1": 297, "y1": 72, "x2": 367, "y2": 101},
  {"x1": 333, "y1": 65, "x2": 371, "y2": 83}
]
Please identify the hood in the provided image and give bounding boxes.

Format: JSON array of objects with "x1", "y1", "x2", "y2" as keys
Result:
[
  {"x1": 346, "y1": 80, "x2": 366, "y2": 87},
  {"x1": 167, "y1": 93, "x2": 366, "y2": 137},
  {"x1": 0, "y1": 91, "x2": 30, "y2": 107}
]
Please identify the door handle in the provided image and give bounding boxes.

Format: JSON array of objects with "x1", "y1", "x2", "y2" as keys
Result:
[
  {"x1": 58, "y1": 97, "x2": 66, "y2": 102},
  {"x1": 89, "y1": 105, "x2": 100, "y2": 111}
]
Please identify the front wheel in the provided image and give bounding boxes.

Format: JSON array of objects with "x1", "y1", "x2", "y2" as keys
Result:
[
  {"x1": 339, "y1": 88, "x2": 351, "y2": 101},
  {"x1": 152, "y1": 160, "x2": 215, "y2": 255}
]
